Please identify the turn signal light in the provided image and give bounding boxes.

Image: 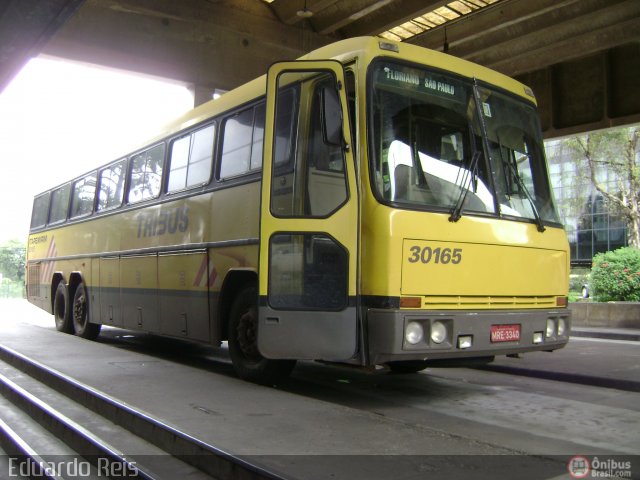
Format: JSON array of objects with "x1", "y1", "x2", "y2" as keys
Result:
[
  {"x1": 400, "y1": 296, "x2": 421, "y2": 308},
  {"x1": 556, "y1": 296, "x2": 568, "y2": 307}
]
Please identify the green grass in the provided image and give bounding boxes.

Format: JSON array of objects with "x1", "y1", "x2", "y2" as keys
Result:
[{"x1": 0, "y1": 283, "x2": 25, "y2": 298}]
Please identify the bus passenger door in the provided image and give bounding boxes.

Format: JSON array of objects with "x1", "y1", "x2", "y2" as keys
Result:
[{"x1": 258, "y1": 61, "x2": 358, "y2": 361}]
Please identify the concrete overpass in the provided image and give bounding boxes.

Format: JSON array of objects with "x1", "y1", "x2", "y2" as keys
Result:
[{"x1": 1, "y1": 0, "x2": 639, "y2": 137}]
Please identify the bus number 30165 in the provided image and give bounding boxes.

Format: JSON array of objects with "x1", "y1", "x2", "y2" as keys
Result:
[{"x1": 408, "y1": 246, "x2": 463, "y2": 265}]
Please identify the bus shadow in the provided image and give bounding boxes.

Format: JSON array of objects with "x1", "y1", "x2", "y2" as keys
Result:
[
  {"x1": 94, "y1": 328, "x2": 479, "y2": 410},
  {"x1": 284, "y1": 361, "x2": 481, "y2": 410},
  {"x1": 95, "y1": 327, "x2": 238, "y2": 377}
]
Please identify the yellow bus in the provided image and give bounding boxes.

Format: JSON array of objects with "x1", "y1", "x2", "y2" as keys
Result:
[{"x1": 26, "y1": 37, "x2": 570, "y2": 383}]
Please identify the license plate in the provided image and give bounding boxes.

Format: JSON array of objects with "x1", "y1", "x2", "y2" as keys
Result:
[{"x1": 490, "y1": 324, "x2": 521, "y2": 343}]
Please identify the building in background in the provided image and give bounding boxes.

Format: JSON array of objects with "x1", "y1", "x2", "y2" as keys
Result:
[{"x1": 545, "y1": 139, "x2": 628, "y2": 265}]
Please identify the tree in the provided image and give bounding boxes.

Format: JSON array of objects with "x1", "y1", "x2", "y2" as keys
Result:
[
  {"x1": 0, "y1": 239, "x2": 26, "y2": 283},
  {"x1": 567, "y1": 126, "x2": 640, "y2": 247}
]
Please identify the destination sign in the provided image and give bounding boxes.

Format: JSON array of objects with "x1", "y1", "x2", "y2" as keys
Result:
[{"x1": 377, "y1": 63, "x2": 467, "y2": 103}]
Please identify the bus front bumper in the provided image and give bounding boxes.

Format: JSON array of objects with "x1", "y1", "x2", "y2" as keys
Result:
[{"x1": 366, "y1": 308, "x2": 571, "y2": 365}]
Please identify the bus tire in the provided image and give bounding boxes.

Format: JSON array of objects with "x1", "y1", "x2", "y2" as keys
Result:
[
  {"x1": 387, "y1": 360, "x2": 429, "y2": 374},
  {"x1": 72, "y1": 283, "x2": 101, "y2": 340},
  {"x1": 53, "y1": 281, "x2": 74, "y2": 334},
  {"x1": 228, "y1": 285, "x2": 295, "y2": 385}
]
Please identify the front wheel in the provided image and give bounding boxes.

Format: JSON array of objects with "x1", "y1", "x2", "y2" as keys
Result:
[
  {"x1": 53, "y1": 281, "x2": 74, "y2": 334},
  {"x1": 72, "y1": 283, "x2": 101, "y2": 340},
  {"x1": 227, "y1": 285, "x2": 295, "y2": 385}
]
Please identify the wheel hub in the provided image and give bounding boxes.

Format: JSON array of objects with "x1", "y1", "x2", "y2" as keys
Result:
[
  {"x1": 73, "y1": 292, "x2": 86, "y2": 326},
  {"x1": 236, "y1": 308, "x2": 262, "y2": 362}
]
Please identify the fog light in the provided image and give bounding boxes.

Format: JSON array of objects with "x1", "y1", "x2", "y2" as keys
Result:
[
  {"x1": 405, "y1": 321, "x2": 424, "y2": 345},
  {"x1": 458, "y1": 335, "x2": 473, "y2": 349},
  {"x1": 430, "y1": 321, "x2": 447, "y2": 344},
  {"x1": 533, "y1": 332, "x2": 544, "y2": 344},
  {"x1": 557, "y1": 318, "x2": 567, "y2": 336},
  {"x1": 546, "y1": 319, "x2": 556, "y2": 338}
]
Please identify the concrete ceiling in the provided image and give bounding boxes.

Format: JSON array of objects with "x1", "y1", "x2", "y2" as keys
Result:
[
  {"x1": 1, "y1": 0, "x2": 639, "y2": 136},
  {"x1": 0, "y1": 0, "x2": 85, "y2": 92}
]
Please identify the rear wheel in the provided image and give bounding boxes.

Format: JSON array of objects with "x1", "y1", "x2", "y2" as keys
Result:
[
  {"x1": 72, "y1": 283, "x2": 101, "y2": 340},
  {"x1": 53, "y1": 281, "x2": 74, "y2": 334},
  {"x1": 228, "y1": 285, "x2": 295, "y2": 385}
]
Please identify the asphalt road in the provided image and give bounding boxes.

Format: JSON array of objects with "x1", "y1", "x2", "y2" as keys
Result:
[{"x1": 0, "y1": 299, "x2": 638, "y2": 480}]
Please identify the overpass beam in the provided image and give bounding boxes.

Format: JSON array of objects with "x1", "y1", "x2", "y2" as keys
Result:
[
  {"x1": 43, "y1": 0, "x2": 336, "y2": 92},
  {"x1": 517, "y1": 43, "x2": 640, "y2": 138},
  {"x1": 190, "y1": 84, "x2": 215, "y2": 107}
]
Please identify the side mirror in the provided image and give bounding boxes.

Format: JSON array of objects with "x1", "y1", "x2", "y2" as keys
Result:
[{"x1": 320, "y1": 85, "x2": 343, "y2": 147}]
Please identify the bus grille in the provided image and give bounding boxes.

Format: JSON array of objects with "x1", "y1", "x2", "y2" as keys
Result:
[
  {"x1": 27, "y1": 264, "x2": 41, "y2": 297},
  {"x1": 422, "y1": 295, "x2": 557, "y2": 309}
]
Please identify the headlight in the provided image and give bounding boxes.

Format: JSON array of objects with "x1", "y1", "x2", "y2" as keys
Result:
[
  {"x1": 557, "y1": 318, "x2": 567, "y2": 336},
  {"x1": 430, "y1": 321, "x2": 447, "y2": 344},
  {"x1": 405, "y1": 321, "x2": 424, "y2": 345},
  {"x1": 546, "y1": 319, "x2": 556, "y2": 338}
]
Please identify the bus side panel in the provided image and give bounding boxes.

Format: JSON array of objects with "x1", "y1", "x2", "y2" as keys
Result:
[
  {"x1": 120, "y1": 254, "x2": 159, "y2": 332},
  {"x1": 158, "y1": 250, "x2": 210, "y2": 341},
  {"x1": 90, "y1": 259, "x2": 100, "y2": 325},
  {"x1": 99, "y1": 257, "x2": 121, "y2": 326}
]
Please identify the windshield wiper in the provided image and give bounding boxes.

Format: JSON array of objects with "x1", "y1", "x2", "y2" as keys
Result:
[
  {"x1": 503, "y1": 157, "x2": 546, "y2": 233},
  {"x1": 449, "y1": 150, "x2": 481, "y2": 223}
]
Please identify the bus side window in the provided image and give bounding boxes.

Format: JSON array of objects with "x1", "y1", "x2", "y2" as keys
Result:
[
  {"x1": 273, "y1": 88, "x2": 296, "y2": 168},
  {"x1": 128, "y1": 144, "x2": 165, "y2": 203},
  {"x1": 168, "y1": 135, "x2": 191, "y2": 191},
  {"x1": 30, "y1": 193, "x2": 50, "y2": 229},
  {"x1": 270, "y1": 87, "x2": 299, "y2": 217},
  {"x1": 168, "y1": 123, "x2": 215, "y2": 192},
  {"x1": 97, "y1": 159, "x2": 126, "y2": 211},
  {"x1": 305, "y1": 78, "x2": 348, "y2": 217},
  {"x1": 345, "y1": 70, "x2": 356, "y2": 152},
  {"x1": 48, "y1": 183, "x2": 71, "y2": 225},
  {"x1": 70, "y1": 173, "x2": 97, "y2": 218},
  {"x1": 189, "y1": 124, "x2": 216, "y2": 186},
  {"x1": 219, "y1": 103, "x2": 264, "y2": 180}
]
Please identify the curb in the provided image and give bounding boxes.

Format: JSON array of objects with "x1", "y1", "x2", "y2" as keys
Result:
[
  {"x1": 571, "y1": 328, "x2": 640, "y2": 342},
  {"x1": 478, "y1": 364, "x2": 640, "y2": 393}
]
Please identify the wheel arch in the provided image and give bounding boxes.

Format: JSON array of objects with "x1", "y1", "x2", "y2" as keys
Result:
[
  {"x1": 50, "y1": 272, "x2": 65, "y2": 311},
  {"x1": 218, "y1": 269, "x2": 257, "y2": 342}
]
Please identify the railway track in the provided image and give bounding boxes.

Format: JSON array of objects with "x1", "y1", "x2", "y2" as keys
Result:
[{"x1": 0, "y1": 343, "x2": 289, "y2": 480}]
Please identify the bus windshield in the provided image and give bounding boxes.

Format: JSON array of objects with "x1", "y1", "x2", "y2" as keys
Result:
[{"x1": 369, "y1": 61, "x2": 559, "y2": 224}]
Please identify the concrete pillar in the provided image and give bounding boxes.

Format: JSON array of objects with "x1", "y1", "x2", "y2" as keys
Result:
[{"x1": 190, "y1": 84, "x2": 215, "y2": 107}]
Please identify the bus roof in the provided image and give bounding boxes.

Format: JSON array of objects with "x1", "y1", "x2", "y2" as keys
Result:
[{"x1": 153, "y1": 36, "x2": 535, "y2": 146}]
